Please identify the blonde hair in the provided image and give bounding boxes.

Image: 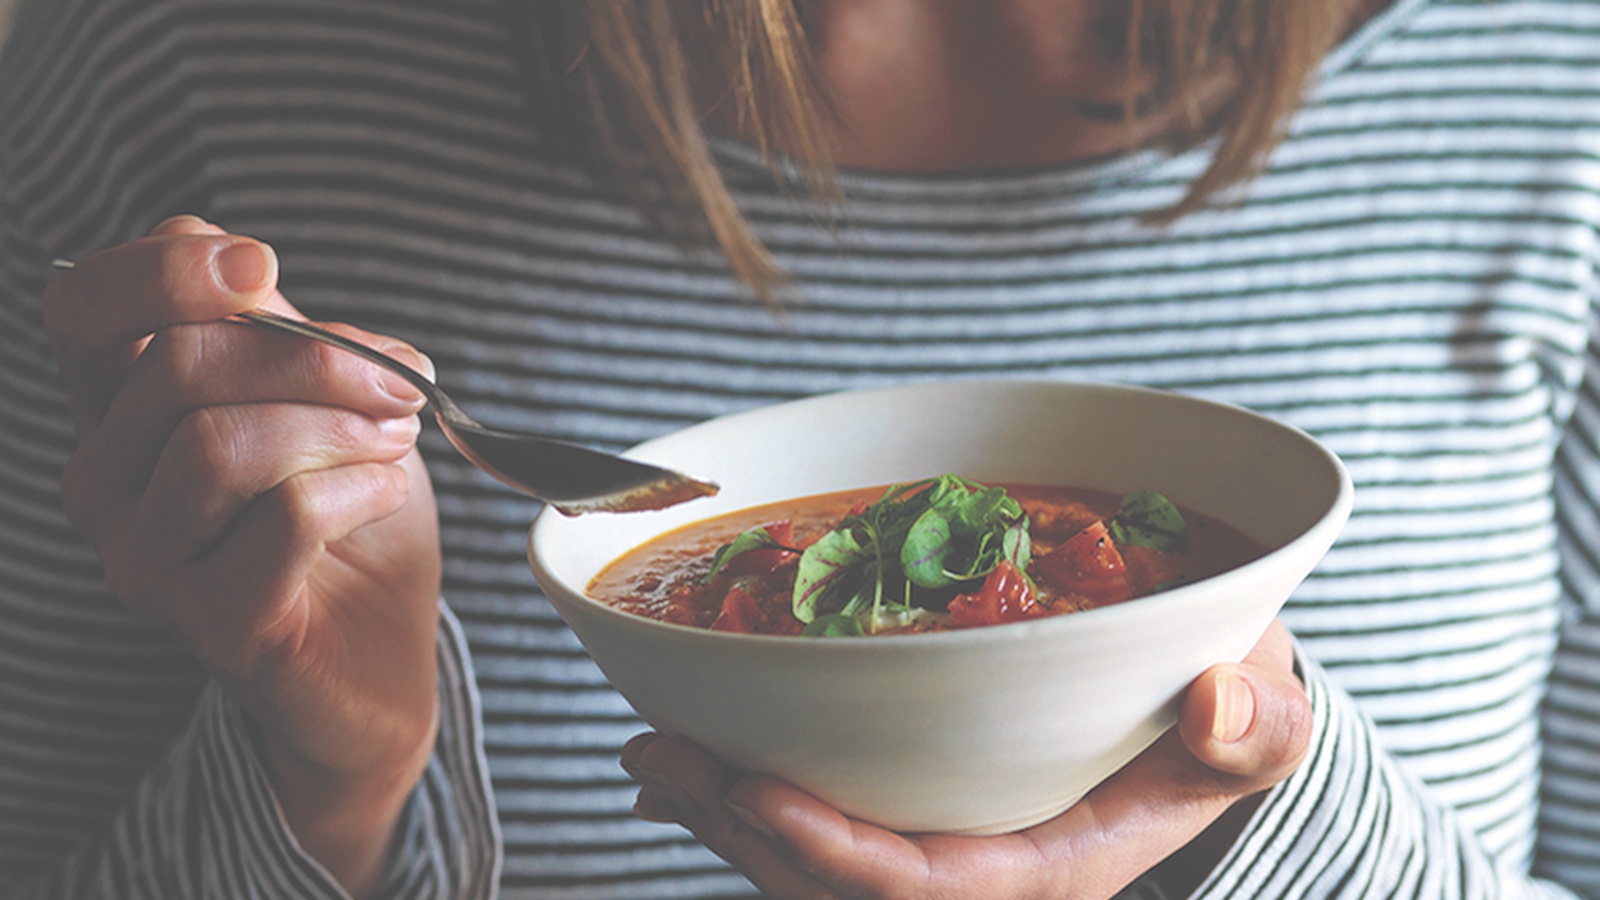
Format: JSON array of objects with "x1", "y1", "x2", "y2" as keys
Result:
[{"x1": 512, "y1": 1, "x2": 1359, "y2": 297}]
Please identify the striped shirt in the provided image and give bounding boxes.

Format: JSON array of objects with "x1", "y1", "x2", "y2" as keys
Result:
[{"x1": 2, "y1": 0, "x2": 1599, "y2": 896}]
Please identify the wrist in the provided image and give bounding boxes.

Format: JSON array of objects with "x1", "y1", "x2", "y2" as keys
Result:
[{"x1": 251, "y1": 707, "x2": 439, "y2": 898}]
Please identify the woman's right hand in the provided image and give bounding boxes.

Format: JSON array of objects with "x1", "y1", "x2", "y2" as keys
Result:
[{"x1": 42, "y1": 216, "x2": 445, "y2": 897}]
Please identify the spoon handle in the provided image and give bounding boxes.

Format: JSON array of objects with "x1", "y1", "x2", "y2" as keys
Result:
[
  {"x1": 52, "y1": 260, "x2": 456, "y2": 417},
  {"x1": 48, "y1": 257, "x2": 719, "y2": 514},
  {"x1": 231, "y1": 309, "x2": 451, "y2": 412}
]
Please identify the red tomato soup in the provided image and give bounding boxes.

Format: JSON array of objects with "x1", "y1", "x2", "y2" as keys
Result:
[{"x1": 587, "y1": 477, "x2": 1263, "y2": 637}]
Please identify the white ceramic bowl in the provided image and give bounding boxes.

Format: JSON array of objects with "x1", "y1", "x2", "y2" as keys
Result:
[{"x1": 528, "y1": 380, "x2": 1352, "y2": 835}]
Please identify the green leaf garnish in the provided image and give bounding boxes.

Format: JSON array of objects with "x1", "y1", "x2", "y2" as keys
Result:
[
  {"x1": 1109, "y1": 490, "x2": 1187, "y2": 552},
  {"x1": 901, "y1": 508, "x2": 956, "y2": 587},
  {"x1": 794, "y1": 527, "x2": 870, "y2": 622},
  {"x1": 794, "y1": 474, "x2": 1029, "y2": 633},
  {"x1": 704, "y1": 526, "x2": 791, "y2": 581},
  {"x1": 902, "y1": 480, "x2": 1029, "y2": 586}
]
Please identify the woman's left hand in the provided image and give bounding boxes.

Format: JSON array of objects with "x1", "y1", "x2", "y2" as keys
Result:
[{"x1": 620, "y1": 619, "x2": 1311, "y2": 900}]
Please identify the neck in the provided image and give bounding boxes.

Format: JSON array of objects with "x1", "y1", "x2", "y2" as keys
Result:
[{"x1": 806, "y1": 0, "x2": 1215, "y2": 171}]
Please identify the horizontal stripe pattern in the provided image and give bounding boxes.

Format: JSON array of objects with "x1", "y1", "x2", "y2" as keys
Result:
[{"x1": 2, "y1": 0, "x2": 1600, "y2": 896}]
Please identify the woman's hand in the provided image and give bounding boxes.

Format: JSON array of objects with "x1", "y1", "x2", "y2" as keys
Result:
[
  {"x1": 621, "y1": 619, "x2": 1311, "y2": 900},
  {"x1": 43, "y1": 216, "x2": 444, "y2": 897}
]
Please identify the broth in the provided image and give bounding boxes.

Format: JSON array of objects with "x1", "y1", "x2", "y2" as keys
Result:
[{"x1": 589, "y1": 479, "x2": 1262, "y2": 636}]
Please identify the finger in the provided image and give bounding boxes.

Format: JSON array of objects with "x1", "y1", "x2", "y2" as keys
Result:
[
  {"x1": 130, "y1": 403, "x2": 421, "y2": 571},
  {"x1": 621, "y1": 734, "x2": 842, "y2": 899},
  {"x1": 1179, "y1": 623, "x2": 1312, "y2": 782},
  {"x1": 146, "y1": 215, "x2": 297, "y2": 319},
  {"x1": 169, "y1": 461, "x2": 413, "y2": 674},
  {"x1": 42, "y1": 229, "x2": 279, "y2": 431},
  {"x1": 62, "y1": 320, "x2": 429, "y2": 528},
  {"x1": 150, "y1": 214, "x2": 226, "y2": 238},
  {"x1": 727, "y1": 775, "x2": 1060, "y2": 900}
]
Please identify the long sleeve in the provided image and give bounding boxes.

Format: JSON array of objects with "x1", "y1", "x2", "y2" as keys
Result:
[
  {"x1": 0, "y1": 604, "x2": 501, "y2": 900},
  {"x1": 1535, "y1": 607, "x2": 1600, "y2": 891},
  {"x1": 1181, "y1": 648, "x2": 1584, "y2": 899},
  {"x1": 1128, "y1": 299, "x2": 1600, "y2": 900},
  {"x1": 1117, "y1": 637, "x2": 1588, "y2": 900},
  {"x1": 1535, "y1": 310, "x2": 1600, "y2": 892},
  {"x1": 0, "y1": 2, "x2": 502, "y2": 894}
]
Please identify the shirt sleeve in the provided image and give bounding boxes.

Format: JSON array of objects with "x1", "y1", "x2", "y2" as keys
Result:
[
  {"x1": 1112, "y1": 639, "x2": 1586, "y2": 900},
  {"x1": 1162, "y1": 644, "x2": 1587, "y2": 899},
  {"x1": 1533, "y1": 298, "x2": 1600, "y2": 893},
  {"x1": 1, "y1": 602, "x2": 500, "y2": 900},
  {"x1": 1118, "y1": 235, "x2": 1600, "y2": 900},
  {"x1": 1, "y1": 3, "x2": 504, "y2": 896},
  {"x1": 1534, "y1": 607, "x2": 1600, "y2": 892},
  {"x1": 1123, "y1": 521, "x2": 1600, "y2": 900}
]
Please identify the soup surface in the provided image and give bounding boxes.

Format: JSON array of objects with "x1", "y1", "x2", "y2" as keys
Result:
[{"x1": 589, "y1": 477, "x2": 1263, "y2": 637}]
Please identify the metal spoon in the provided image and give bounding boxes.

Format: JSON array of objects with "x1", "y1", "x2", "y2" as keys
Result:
[{"x1": 49, "y1": 258, "x2": 719, "y2": 515}]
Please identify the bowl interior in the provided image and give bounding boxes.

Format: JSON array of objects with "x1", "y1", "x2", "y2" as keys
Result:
[{"x1": 532, "y1": 379, "x2": 1349, "y2": 601}]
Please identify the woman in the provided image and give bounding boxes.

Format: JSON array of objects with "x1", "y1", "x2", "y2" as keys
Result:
[{"x1": 2, "y1": 0, "x2": 1598, "y2": 897}]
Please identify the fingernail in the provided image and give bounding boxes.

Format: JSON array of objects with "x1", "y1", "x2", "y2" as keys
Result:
[
  {"x1": 619, "y1": 732, "x2": 660, "y2": 776},
  {"x1": 725, "y1": 800, "x2": 777, "y2": 838},
  {"x1": 154, "y1": 213, "x2": 210, "y2": 234},
  {"x1": 634, "y1": 788, "x2": 680, "y2": 823},
  {"x1": 215, "y1": 240, "x2": 275, "y2": 293},
  {"x1": 402, "y1": 347, "x2": 435, "y2": 381},
  {"x1": 632, "y1": 759, "x2": 674, "y2": 789},
  {"x1": 379, "y1": 372, "x2": 423, "y2": 405},
  {"x1": 387, "y1": 344, "x2": 434, "y2": 380},
  {"x1": 1213, "y1": 671, "x2": 1256, "y2": 744},
  {"x1": 632, "y1": 764, "x2": 698, "y2": 819},
  {"x1": 379, "y1": 414, "x2": 421, "y2": 441},
  {"x1": 377, "y1": 348, "x2": 430, "y2": 404}
]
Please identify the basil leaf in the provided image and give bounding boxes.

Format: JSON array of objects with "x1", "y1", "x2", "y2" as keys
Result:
[
  {"x1": 941, "y1": 529, "x2": 997, "y2": 582},
  {"x1": 955, "y1": 485, "x2": 1009, "y2": 531},
  {"x1": 901, "y1": 508, "x2": 956, "y2": 587},
  {"x1": 902, "y1": 480, "x2": 1031, "y2": 585},
  {"x1": 792, "y1": 475, "x2": 1034, "y2": 622},
  {"x1": 801, "y1": 613, "x2": 866, "y2": 637},
  {"x1": 793, "y1": 528, "x2": 868, "y2": 622},
  {"x1": 703, "y1": 526, "x2": 787, "y2": 581},
  {"x1": 1110, "y1": 491, "x2": 1187, "y2": 551}
]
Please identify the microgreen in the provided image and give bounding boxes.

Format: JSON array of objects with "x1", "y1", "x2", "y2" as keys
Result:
[
  {"x1": 800, "y1": 613, "x2": 866, "y2": 637},
  {"x1": 1109, "y1": 490, "x2": 1187, "y2": 552},
  {"x1": 793, "y1": 527, "x2": 870, "y2": 622},
  {"x1": 703, "y1": 526, "x2": 793, "y2": 582},
  {"x1": 792, "y1": 475, "x2": 1029, "y2": 632},
  {"x1": 902, "y1": 481, "x2": 1029, "y2": 586}
]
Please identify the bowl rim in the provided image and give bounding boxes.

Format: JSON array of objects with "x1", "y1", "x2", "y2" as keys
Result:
[{"x1": 528, "y1": 379, "x2": 1354, "y2": 650}]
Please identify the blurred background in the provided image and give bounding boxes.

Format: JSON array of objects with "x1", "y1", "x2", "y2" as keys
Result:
[{"x1": 0, "y1": 0, "x2": 14, "y2": 45}]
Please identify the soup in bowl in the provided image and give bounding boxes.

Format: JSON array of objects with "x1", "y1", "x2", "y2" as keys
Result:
[{"x1": 527, "y1": 380, "x2": 1352, "y2": 835}]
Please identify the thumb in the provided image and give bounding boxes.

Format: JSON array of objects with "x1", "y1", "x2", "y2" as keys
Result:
[
  {"x1": 151, "y1": 214, "x2": 303, "y2": 319},
  {"x1": 1178, "y1": 629, "x2": 1313, "y2": 787}
]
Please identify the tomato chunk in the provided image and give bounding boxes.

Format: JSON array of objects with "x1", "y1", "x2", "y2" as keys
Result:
[
  {"x1": 947, "y1": 561, "x2": 1041, "y2": 627},
  {"x1": 1120, "y1": 544, "x2": 1184, "y2": 596},
  {"x1": 709, "y1": 587, "x2": 803, "y2": 635},
  {"x1": 1035, "y1": 520, "x2": 1131, "y2": 606},
  {"x1": 709, "y1": 588, "x2": 760, "y2": 633}
]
